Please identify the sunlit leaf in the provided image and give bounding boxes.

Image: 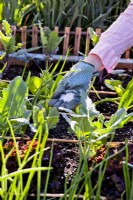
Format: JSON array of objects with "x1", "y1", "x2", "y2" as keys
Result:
[
  {"x1": 29, "y1": 76, "x2": 42, "y2": 95},
  {"x1": 0, "y1": 76, "x2": 27, "y2": 119}
]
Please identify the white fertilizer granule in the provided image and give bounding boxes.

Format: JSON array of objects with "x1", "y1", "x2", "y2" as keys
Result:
[{"x1": 59, "y1": 92, "x2": 75, "y2": 102}]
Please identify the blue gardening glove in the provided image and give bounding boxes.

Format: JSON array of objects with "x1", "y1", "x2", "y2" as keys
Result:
[{"x1": 48, "y1": 61, "x2": 95, "y2": 110}]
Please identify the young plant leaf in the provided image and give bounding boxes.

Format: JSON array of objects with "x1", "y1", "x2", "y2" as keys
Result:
[
  {"x1": 29, "y1": 76, "x2": 42, "y2": 95},
  {"x1": 0, "y1": 76, "x2": 27, "y2": 119},
  {"x1": 104, "y1": 108, "x2": 127, "y2": 128},
  {"x1": 118, "y1": 78, "x2": 133, "y2": 110},
  {"x1": 2, "y1": 20, "x2": 12, "y2": 36},
  {"x1": 105, "y1": 79, "x2": 125, "y2": 96},
  {"x1": 89, "y1": 27, "x2": 99, "y2": 46}
]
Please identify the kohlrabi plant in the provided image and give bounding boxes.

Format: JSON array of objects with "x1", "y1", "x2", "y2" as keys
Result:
[
  {"x1": 32, "y1": 106, "x2": 59, "y2": 133},
  {"x1": 0, "y1": 20, "x2": 22, "y2": 54},
  {"x1": 0, "y1": 76, "x2": 31, "y2": 134},
  {"x1": 62, "y1": 91, "x2": 133, "y2": 157},
  {"x1": 103, "y1": 78, "x2": 133, "y2": 111},
  {"x1": 28, "y1": 54, "x2": 68, "y2": 112},
  {"x1": 105, "y1": 79, "x2": 125, "y2": 97},
  {"x1": 39, "y1": 21, "x2": 65, "y2": 69},
  {"x1": 0, "y1": 20, "x2": 22, "y2": 76},
  {"x1": 0, "y1": 73, "x2": 60, "y2": 135}
]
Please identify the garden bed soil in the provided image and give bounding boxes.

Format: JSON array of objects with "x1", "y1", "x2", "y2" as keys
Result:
[{"x1": 1, "y1": 64, "x2": 133, "y2": 199}]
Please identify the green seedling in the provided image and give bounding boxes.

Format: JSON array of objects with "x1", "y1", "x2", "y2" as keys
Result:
[
  {"x1": 39, "y1": 21, "x2": 64, "y2": 69},
  {"x1": 105, "y1": 79, "x2": 125, "y2": 97},
  {"x1": 0, "y1": 20, "x2": 22, "y2": 54},
  {"x1": 0, "y1": 76, "x2": 31, "y2": 133},
  {"x1": 89, "y1": 27, "x2": 99, "y2": 46},
  {"x1": 103, "y1": 78, "x2": 133, "y2": 111},
  {"x1": 0, "y1": 20, "x2": 22, "y2": 76},
  {"x1": 62, "y1": 91, "x2": 133, "y2": 157}
]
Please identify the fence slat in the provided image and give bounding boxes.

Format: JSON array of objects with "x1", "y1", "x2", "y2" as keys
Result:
[
  {"x1": 73, "y1": 27, "x2": 82, "y2": 56},
  {"x1": 125, "y1": 48, "x2": 130, "y2": 58},
  {"x1": 85, "y1": 28, "x2": 91, "y2": 56},
  {"x1": 63, "y1": 27, "x2": 70, "y2": 55},
  {"x1": 0, "y1": 24, "x2": 133, "y2": 64},
  {"x1": 21, "y1": 26, "x2": 27, "y2": 49},
  {"x1": 32, "y1": 26, "x2": 38, "y2": 48},
  {"x1": 11, "y1": 26, "x2": 16, "y2": 37}
]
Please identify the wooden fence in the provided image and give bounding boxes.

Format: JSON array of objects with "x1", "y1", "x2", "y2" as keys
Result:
[{"x1": 0, "y1": 25, "x2": 133, "y2": 68}]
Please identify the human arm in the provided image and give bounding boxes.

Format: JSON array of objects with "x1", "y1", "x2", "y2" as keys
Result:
[
  {"x1": 49, "y1": 2, "x2": 133, "y2": 110},
  {"x1": 89, "y1": 1, "x2": 133, "y2": 73}
]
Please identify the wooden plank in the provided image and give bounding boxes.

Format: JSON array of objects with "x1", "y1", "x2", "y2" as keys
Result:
[
  {"x1": 73, "y1": 27, "x2": 82, "y2": 56},
  {"x1": 21, "y1": 26, "x2": 27, "y2": 49},
  {"x1": 0, "y1": 51, "x2": 133, "y2": 69},
  {"x1": 32, "y1": 26, "x2": 38, "y2": 48},
  {"x1": 63, "y1": 27, "x2": 70, "y2": 55},
  {"x1": 85, "y1": 27, "x2": 90, "y2": 56},
  {"x1": 46, "y1": 138, "x2": 132, "y2": 148},
  {"x1": 90, "y1": 90, "x2": 116, "y2": 95},
  {"x1": 11, "y1": 25, "x2": 16, "y2": 37}
]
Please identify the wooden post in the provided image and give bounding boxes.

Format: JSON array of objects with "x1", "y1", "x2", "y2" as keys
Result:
[
  {"x1": 32, "y1": 26, "x2": 38, "y2": 48},
  {"x1": 21, "y1": 26, "x2": 27, "y2": 49},
  {"x1": 11, "y1": 25, "x2": 16, "y2": 37},
  {"x1": 73, "y1": 27, "x2": 82, "y2": 56},
  {"x1": 63, "y1": 27, "x2": 70, "y2": 55},
  {"x1": 125, "y1": 49, "x2": 130, "y2": 59}
]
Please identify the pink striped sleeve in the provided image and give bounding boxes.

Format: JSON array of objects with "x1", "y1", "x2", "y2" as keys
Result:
[{"x1": 89, "y1": 1, "x2": 133, "y2": 73}]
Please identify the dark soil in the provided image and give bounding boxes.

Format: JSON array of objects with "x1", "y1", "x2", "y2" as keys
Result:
[{"x1": 1, "y1": 64, "x2": 133, "y2": 199}]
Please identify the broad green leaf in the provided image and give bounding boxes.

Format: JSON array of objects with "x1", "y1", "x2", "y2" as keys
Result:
[
  {"x1": 105, "y1": 79, "x2": 123, "y2": 91},
  {"x1": 32, "y1": 106, "x2": 59, "y2": 130},
  {"x1": 29, "y1": 76, "x2": 42, "y2": 95},
  {"x1": 114, "y1": 85, "x2": 124, "y2": 97},
  {"x1": 0, "y1": 76, "x2": 27, "y2": 119},
  {"x1": 0, "y1": 114, "x2": 7, "y2": 130},
  {"x1": 0, "y1": 80, "x2": 8, "y2": 89},
  {"x1": 46, "y1": 31, "x2": 63, "y2": 53},
  {"x1": 2, "y1": 20, "x2": 12, "y2": 36},
  {"x1": 118, "y1": 78, "x2": 133, "y2": 109},
  {"x1": 39, "y1": 22, "x2": 63, "y2": 54},
  {"x1": 79, "y1": 90, "x2": 99, "y2": 118},
  {"x1": 32, "y1": 105, "x2": 40, "y2": 128},
  {"x1": 46, "y1": 115, "x2": 59, "y2": 130},
  {"x1": 39, "y1": 22, "x2": 48, "y2": 47},
  {"x1": 48, "y1": 107, "x2": 59, "y2": 117},
  {"x1": 69, "y1": 115, "x2": 93, "y2": 133},
  {"x1": 89, "y1": 27, "x2": 99, "y2": 46},
  {"x1": 104, "y1": 108, "x2": 126, "y2": 128}
]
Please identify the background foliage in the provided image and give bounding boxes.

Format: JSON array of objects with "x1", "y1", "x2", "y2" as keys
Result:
[{"x1": 0, "y1": 0, "x2": 130, "y2": 30}]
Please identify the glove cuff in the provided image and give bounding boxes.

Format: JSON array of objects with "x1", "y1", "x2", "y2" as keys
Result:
[
  {"x1": 79, "y1": 61, "x2": 95, "y2": 69},
  {"x1": 79, "y1": 61, "x2": 99, "y2": 76}
]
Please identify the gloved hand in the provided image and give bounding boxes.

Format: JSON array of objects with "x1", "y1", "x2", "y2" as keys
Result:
[{"x1": 48, "y1": 61, "x2": 95, "y2": 110}]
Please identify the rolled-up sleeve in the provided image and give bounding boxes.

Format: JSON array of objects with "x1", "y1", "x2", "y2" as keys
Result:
[{"x1": 89, "y1": 1, "x2": 133, "y2": 73}]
